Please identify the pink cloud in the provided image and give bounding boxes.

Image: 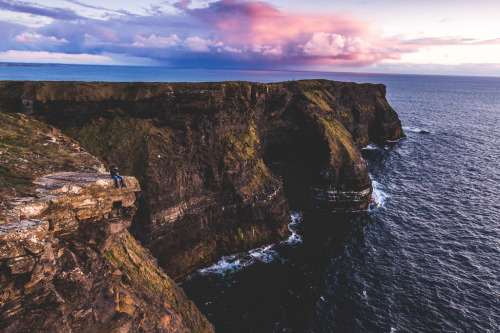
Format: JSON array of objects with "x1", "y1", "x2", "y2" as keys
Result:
[
  {"x1": 399, "y1": 36, "x2": 500, "y2": 47},
  {"x1": 184, "y1": 0, "x2": 397, "y2": 66},
  {"x1": 14, "y1": 32, "x2": 68, "y2": 44},
  {"x1": 184, "y1": 36, "x2": 213, "y2": 52},
  {"x1": 6, "y1": 0, "x2": 496, "y2": 70},
  {"x1": 174, "y1": 0, "x2": 192, "y2": 10}
]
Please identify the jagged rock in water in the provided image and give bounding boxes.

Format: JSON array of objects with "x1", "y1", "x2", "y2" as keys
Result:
[{"x1": 0, "y1": 80, "x2": 405, "y2": 279}]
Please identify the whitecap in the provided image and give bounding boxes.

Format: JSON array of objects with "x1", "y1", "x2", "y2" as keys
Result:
[
  {"x1": 197, "y1": 245, "x2": 281, "y2": 277},
  {"x1": 369, "y1": 175, "x2": 389, "y2": 209},
  {"x1": 402, "y1": 126, "x2": 430, "y2": 134},
  {"x1": 193, "y1": 211, "x2": 304, "y2": 277},
  {"x1": 285, "y1": 211, "x2": 303, "y2": 244},
  {"x1": 361, "y1": 143, "x2": 379, "y2": 150}
]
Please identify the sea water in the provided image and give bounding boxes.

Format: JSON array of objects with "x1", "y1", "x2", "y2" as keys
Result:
[
  {"x1": 3, "y1": 65, "x2": 499, "y2": 332},
  {"x1": 181, "y1": 73, "x2": 500, "y2": 332}
]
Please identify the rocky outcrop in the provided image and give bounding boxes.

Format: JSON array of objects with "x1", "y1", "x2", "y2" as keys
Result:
[
  {"x1": 0, "y1": 113, "x2": 212, "y2": 332},
  {"x1": 0, "y1": 172, "x2": 212, "y2": 332},
  {"x1": 0, "y1": 80, "x2": 405, "y2": 279}
]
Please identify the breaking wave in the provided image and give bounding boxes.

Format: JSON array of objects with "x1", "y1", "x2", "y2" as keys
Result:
[
  {"x1": 193, "y1": 211, "x2": 304, "y2": 277},
  {"x1": 370, "y1": 175, "x2": 389, "y2": 209},
  {"x1": 403, "y1": 126, "x2": 430, "y2": 133},
  {"x1": 196, "y1": 244, "x2": 280, "y2": 277},
  {"x1": 286, "y1": 211, "x2": 303, "y2": 244},
  {"x1": 361, "y1": 143, "x2": 380, "y2": 150}
]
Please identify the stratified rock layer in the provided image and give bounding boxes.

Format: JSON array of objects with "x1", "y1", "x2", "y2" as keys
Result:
[
  {"x1": 0, "y1": 80, "x2": 405, "y2": 279},
  {"x1": 0, "y1": 114, "x2": 212, "y2": 332},
  {"x1": 0, "y1": 172, "x2": 212, "y2": 332}
]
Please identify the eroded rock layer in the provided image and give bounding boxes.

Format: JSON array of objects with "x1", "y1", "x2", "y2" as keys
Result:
[
  {"x1": 0, "y1": 80, "x2": 405, "y2": 279},
  {"x1": 0, "y1": 113, "x2": 212, "y2": 332},
  {"x1": 0, "y1": 172, "x2": 212, "y2": 332}
]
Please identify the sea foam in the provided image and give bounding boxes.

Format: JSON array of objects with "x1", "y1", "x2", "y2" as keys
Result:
[
  {"x1": 370, "y1": 175, "x2": 389, "y2": 209},
  {"x1": 195, "y1": 211, "x2": 304, "y2": 277}
]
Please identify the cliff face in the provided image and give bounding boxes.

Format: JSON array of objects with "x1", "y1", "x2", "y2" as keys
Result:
[
  {"x1": 0, "y1": 80, "x2": 404, "y2": 279},
  {"x1": 0, "y1": 113, "x2": 212, "y2": 332}
]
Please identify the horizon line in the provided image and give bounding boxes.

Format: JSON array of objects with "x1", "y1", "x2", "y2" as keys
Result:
[{"x1": 1, "y1": 62, "x2": 499, "y2": 80}]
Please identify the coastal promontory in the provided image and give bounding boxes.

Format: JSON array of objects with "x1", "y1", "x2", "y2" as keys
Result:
[{"x1": 0, "y1": 79, "x2": 404, "y2": 331}]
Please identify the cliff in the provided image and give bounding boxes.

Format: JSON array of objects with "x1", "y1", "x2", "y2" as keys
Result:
[
  {"x1": 0, "y1": 80, "x2": 405, "y2": 280},
  {"x1": 0, "y1": 112, "x2": 212, "y2": 332}
]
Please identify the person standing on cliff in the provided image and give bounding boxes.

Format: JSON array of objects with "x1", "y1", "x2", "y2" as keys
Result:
[{"x1": 109, "y1": 165, "x2": 126, "y2": 188}]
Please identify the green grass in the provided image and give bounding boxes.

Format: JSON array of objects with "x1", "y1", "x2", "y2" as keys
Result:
[
  {"x1": 0, "y1": 110, "x2": 102, "y2": 201},
  {"x1": 304, "y1": 90, "x2": 334, "y2": 112},
  {"x1": 223, "y1": 119, "x2": 260, "y2": 166},
  {"x1": 320, "y1": 118, "x2": 361, "y2": 166},
  {"x1": 239, "y1": 159, "x2": 272, "y2": 196},
  {"x1": 105, "y1": 231, "x2": 212, "y2": 332}
]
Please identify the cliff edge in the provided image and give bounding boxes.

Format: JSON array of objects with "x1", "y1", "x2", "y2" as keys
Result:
[
  {"x1": 0, "y1": 112, "x2": 212, "y2": 332},
  {"x1": 0, "y1": 80, "x2": 405, "y2": 280}
]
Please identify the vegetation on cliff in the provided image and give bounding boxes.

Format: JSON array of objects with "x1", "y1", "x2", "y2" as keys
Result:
[
  {"x1": 0, "y1": 110, "x2": 103, "y2": 201},
  {"x1": 0, "y1": 112, "x2": 213, "y2": 332},
  {"x1": 0, "y1": 79, "x2": 404, "y2": 280},
  {"x1": 106, "y1": 231, "x2": 212, "y2": 332}
]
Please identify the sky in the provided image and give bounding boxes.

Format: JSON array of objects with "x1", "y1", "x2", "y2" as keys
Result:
[{"x1": 0, "y1": 0, "x2": 499, "y2": 76}]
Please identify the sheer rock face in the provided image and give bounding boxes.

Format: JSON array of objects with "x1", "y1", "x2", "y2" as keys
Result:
[
  {"x1": 0, "y1": 79, "x2": 405, "y2": 279},
  {"x1": 0, "y1": 172, "x2": 212, "y2": 332}
]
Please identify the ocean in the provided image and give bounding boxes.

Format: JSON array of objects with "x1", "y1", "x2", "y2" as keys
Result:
[{"x1": 2, "y1": 65, "x2": 499, "y2": 332}]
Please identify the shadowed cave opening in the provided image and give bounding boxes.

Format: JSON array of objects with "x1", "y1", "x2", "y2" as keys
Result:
[{"x1": 263, "y1": 126, "x2": 330, "y2": 210}]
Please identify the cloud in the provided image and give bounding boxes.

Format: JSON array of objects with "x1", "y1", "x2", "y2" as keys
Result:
[
  {"x1": 1, "y1": 0, "x2": 497, "y2": 70},
  {"x1": 0, "y1": 50, "x2": 112, "y2": 64},
  {"x1": 14, "y1": 32, "x2": 68, "y2": 44},
  {"x1": 132, "y1": 34, "x2": 181, "y2": 48},
  {"x1": 0, "y1": 0, "x2": 82, "y2": 20},
  {"x1": 63, "y1": 0, "x2": 127, "y2": 14},
  {"x1": 400, "y1": 36, "x2": 500, "y2": 47},
  {"x1": 174, "y1": 0, "x2": 192, "y2": 10},
  {"x1": 304, "y1": 33, "x2": 348, "y2": 57},
  {"x1": 184, "y1": 36, "x2": 213, "y2": 52}
]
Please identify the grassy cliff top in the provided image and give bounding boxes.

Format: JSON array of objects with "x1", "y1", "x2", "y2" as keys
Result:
[
  {"x1": 0, "y1": 79, "x2": 386, "y2": 103},
  {"x1": 0, "y1": 110, "x2": 103, "y2": 204}
]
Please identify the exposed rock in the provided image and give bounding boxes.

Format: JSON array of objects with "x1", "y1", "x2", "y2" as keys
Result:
[
  {"x1": 0, "y1": 111, "x2": 105, "y2": 221},
  {"x1": 0, "y1": 173, "x2": 211, "y2": 332},
  {"x1": 0, "y1": 80, "x2": 405, "y2": 279},
  {"x1": 0, "y1": 116, "x2": 212, "y2": 332}
]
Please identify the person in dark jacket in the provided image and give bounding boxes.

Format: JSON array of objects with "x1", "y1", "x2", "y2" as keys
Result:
[{"x1": 109, "y1": 165, "x2": 126, "y2": 188}]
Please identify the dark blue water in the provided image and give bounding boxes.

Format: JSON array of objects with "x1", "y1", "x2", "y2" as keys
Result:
[
  {"x1": 181, "y1": 74, "x2": 500, "y2": 332},
  {"x1": 2, "y1": 65, "x2": 499, "y2": 332}
]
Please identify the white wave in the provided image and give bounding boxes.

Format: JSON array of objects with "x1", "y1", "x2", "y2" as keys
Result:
[
  {"x1": 196, "y1": 211, "x2": 304, "y2": 277},
  {"x1": 370, "y1": 175, "x2": 389, "y2": 209},
  {"x1": 285, "y1": 211, "x2": 303, "y2": 244},
  {"x1": 361, "y1": 143, "x2": 379, "y2": 150},
  {"x1": 197, "y1": 245, "x2": 280, "y2": 276},
  {"x1": 402, "y1": 126, "x2": 430, "y2": 134}
]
